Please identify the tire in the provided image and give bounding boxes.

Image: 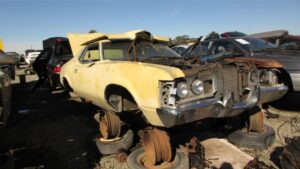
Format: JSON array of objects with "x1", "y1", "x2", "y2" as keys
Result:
[
  {"x1": 280, "y1": 136, "x2": 300, "y2": 169},
  {"x1": 95, "y1": 129, "x2": 134, "y2": 155},
  {"x1": 127, "y1": 148, "x2": 189, "y2": 169},
  {"x1": 227, "y1": 124, "x2": 275, "y2": 148},
  {"x1": 0, "y1": 154, "x2": 15, "y2": 169}
]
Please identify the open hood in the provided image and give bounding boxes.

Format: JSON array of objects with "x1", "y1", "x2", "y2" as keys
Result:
[
  {"x1": 67, "y1": 33, "x2": 105, "y2": 58},
  {"x1": 67, "y1": 30, "x2": 170, "y2": 58}
]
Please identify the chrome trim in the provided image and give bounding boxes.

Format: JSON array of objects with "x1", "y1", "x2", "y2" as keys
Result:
[
  {"x1": 260, "y1": 85, "x2": 288, "y2": 103},
  {"x1": 157, "y1": 86, "x2": 259, "y2": 128}
]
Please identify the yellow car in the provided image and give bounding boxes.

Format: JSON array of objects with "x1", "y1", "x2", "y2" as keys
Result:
[
  {"x1": 0, "y1": 39, "x2": 3, "y2": 51},
  {"x1": 60, "y1": 30, "x2": 285, "y2": 168}
]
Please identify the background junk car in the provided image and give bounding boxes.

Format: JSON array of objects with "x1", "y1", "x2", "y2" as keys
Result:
[
  {"x1": 183, "y1": 37, "x2": 290, "y2": 100},
  {"x1": 60, "y1": 30, "x2": 282, "y2": 168},
  {"x1": 248, "y1": 29, "x2": 300, "y2": 50},
  {"x1": 32, "y1": 37, "x2": 73, "y2": 89},
  {"x1": 0, "y1": 50, "x2": 15, "y2": 81},
  {"x1": 5, "y1": 52, "x2": 20, "y2": 67},
  {"x1": 0, "y1": 50, "x2": 13, "y2": 129},
  {"x1": 24, "y1": 50, "x2": 41, "y2": 65}
]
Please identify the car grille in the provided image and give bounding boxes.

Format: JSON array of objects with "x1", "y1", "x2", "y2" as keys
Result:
[{"x1": 222, "y1": 67, "x2": 240, "y2": 101}]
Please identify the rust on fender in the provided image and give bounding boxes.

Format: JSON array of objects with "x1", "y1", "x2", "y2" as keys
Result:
[{"x1": 225, "y1": 57, "x2": 283, "y2": 68}]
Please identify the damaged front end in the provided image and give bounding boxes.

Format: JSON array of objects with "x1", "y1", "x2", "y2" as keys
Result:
[
  {"x1": 225, "y1": 57, "x2": 288, "y2": 104},
  {"x1": 157, "y1": 62, "x2": 261, "y2": 128}
]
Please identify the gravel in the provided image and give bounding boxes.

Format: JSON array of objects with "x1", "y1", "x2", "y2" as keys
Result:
[
  {"x1": 238, "y1": 105, "x2": 300, "y2": 169},
  {"x1": 1, "y1": 65, "x2": 299, "y2": 169}
]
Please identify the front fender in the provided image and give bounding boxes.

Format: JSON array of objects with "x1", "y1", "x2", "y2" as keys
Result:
[{"x1": 98, "y1": 62, "x2": 185, "y2": 109}]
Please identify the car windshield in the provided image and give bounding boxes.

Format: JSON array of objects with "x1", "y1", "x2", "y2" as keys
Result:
[
  {"x1": 102, "y1": 41, "x2": 180, "y2": 60},
  {"x1": 235, "y1": 38, "x2": 276, "y2": 52},
  {"x1": 185, "y1": 40, "x2": 244, "y2": 62}
]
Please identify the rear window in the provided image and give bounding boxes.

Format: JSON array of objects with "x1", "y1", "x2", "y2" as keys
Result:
[
  {"x1": 102, "y1": 42, "x2": 131, "y2": 60},
  {"x1": 55, "y1": 41, "x2": 72, "y2": 57}
]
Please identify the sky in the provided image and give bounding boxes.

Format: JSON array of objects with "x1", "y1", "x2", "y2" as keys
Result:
[{"x1": 0, "y1": 0, "x2": 300, "y2": 53}]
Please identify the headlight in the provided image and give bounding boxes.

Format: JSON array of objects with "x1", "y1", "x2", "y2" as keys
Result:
[
  {"x1": 191, "y1": 79, "x2": 204, "y2": 95},
  {"x1": 176, "y1": 82, "x2": 188, "y2": 98},
  {"x1": 259, "y1": 70, "x2": 270, "y2": 84}
]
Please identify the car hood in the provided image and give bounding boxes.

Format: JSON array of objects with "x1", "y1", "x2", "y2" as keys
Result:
[
  {"x1": 68, "y1": 33, "x2": 106, "y2": 58},
  {"x1": 142, "y1": 58, "x2": 217, "y2": 77},
  {"x1": 67, "y1": 30, "x2": 170, "y2": 58},
  {"x1": 224, "y1": 57, "x2": 283, "y2": 68},
  {"x1": 252, "y1": 52, "x2": 300, "y2": 71}
]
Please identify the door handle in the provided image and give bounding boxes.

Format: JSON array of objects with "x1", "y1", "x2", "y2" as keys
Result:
[
  {"x1": 88, "y1": 63, "x2": 95, "y2": 67},
  {"x1": 74, "y1": 69, "x2": 77, "y2": 73}
]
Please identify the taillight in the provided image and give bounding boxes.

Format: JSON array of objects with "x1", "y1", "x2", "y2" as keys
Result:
[
  {"x1": 53, "y1": 67, "x2": 61, "y2": 73},
  {"x1": 53, "y1": 64, "x2": 62, "y2": 73}
]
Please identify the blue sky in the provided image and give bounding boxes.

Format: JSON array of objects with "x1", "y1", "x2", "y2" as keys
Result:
[{"x1": 1, "y1": 0, "x2": 300, "y2": 53}]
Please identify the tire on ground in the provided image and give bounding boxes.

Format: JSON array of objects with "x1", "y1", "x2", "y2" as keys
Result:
[
  {"x1": 227, "y1": 124, "x2": 275, "y2": 148},
  {"x1": 95, "y1": 129, "x2": 134, "y2": 155},
  {"x1": 127, "y1": 148, "x2": 189, "y2": 169}
]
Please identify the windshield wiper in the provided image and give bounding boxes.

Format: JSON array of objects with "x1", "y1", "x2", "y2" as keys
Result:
[{"x1": 182, "y1": 36, "x2": 203, "y2": 58}]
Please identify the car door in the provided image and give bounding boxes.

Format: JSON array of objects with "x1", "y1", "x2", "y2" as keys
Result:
[
  {"x1": 72, "y1": 43, "x2": 101, "y2": 101},
  {"x1": 32, "y1": 48, "x2": 52, "y2": 78}
]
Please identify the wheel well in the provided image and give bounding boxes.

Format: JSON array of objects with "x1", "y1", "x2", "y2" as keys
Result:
[
  {"x1": 105, "y1": 84, "x2": 138, "y2": 112},
  {"x1": 62, "y1": 78, "x2": 73, "y2": 92},
  {"x1": 278, "y1": 68, "x2": 294, "y2": 91}
]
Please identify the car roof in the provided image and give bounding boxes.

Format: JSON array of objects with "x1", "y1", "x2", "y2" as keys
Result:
[{"x1": 248, "y1": 30, "x2": 288, "y2": 39}]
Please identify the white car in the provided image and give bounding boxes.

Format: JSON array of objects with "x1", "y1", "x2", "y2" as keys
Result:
[{"x1": 25, "y1": 51, "x2": 41, "y2": 65}]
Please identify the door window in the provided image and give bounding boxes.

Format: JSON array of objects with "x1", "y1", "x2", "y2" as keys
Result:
[{"x1": 79, "y1": 44, "x2": 100, "y2": 63}]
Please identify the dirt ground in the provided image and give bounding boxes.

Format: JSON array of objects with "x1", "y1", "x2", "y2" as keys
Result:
[{"x1": 0, "y1": 66, "x2": 300, "y2": 169}]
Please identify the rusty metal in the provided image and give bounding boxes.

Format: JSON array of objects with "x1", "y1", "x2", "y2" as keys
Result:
[
  {"x1": 248, "y1": 110, "x2": 264, "y2": 133},
  {"x1": 99, "y1": 111, "x2": 121, "y2": 139},
  {"x1": 186, "y1": 137, "x2": 209, "y2": 169},
  {"x1": 224, "y1": 57, "x2": 283, "y2": 68},
  {"x1": 141, "y1": 128, "x2": 172, "y2": 168},
  {"x1": 153, "y1": 129, "x2": 172, "y2": 162},
  {"x1": 127, "y1": 38, "x2": 138, "y2": 62}
]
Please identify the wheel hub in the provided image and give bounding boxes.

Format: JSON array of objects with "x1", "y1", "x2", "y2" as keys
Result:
[
  {"x1": 99, "y1": 111, "x2": 121, "y2": 139},
  {"x1": 141, "y1": 128, "x2": 172, "y2": 168}
]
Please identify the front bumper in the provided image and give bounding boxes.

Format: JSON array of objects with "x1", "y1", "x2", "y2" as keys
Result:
[
  {"x1": 157, "y1": 86, "x2": 259, "y2": 128},
  {"x1": 260, "y1": 85, "x2": 288, "y2": 103}
]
